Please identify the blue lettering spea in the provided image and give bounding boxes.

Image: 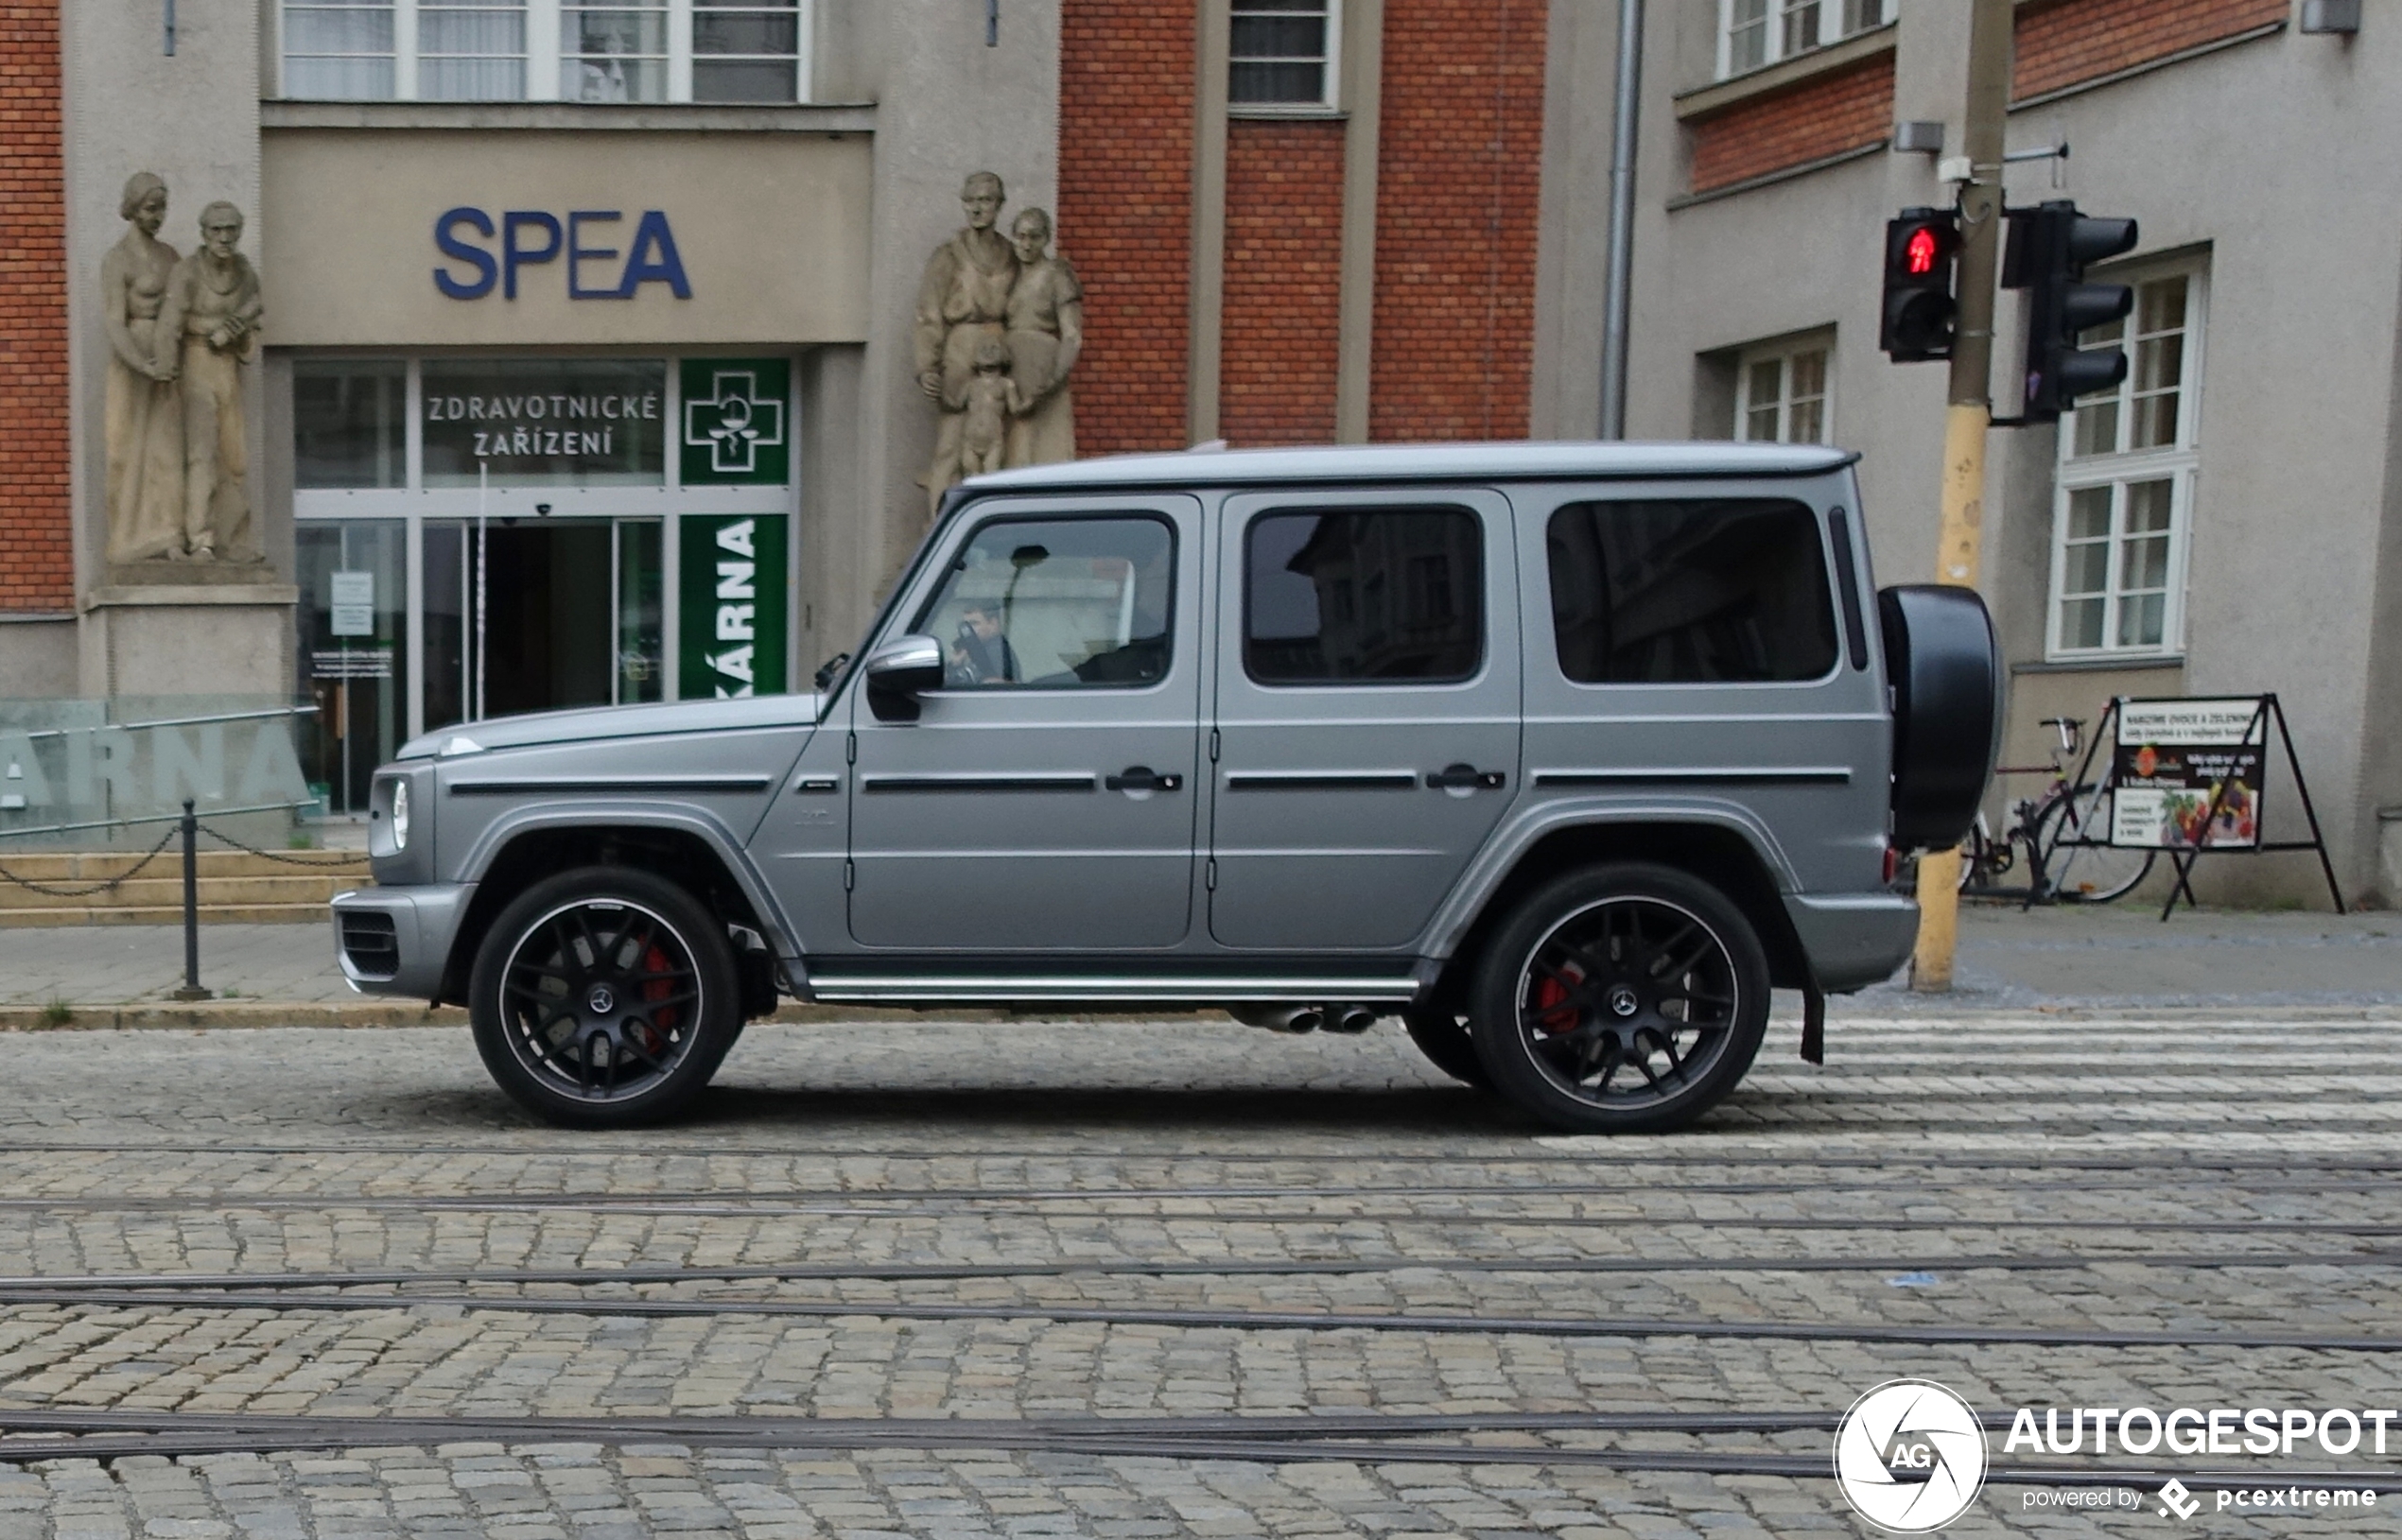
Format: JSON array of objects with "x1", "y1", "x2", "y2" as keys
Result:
[{"x1": 434, "y1": 207, "x2": 690, "y2": 301}]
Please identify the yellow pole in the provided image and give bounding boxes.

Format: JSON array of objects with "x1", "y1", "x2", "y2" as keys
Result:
[
  {"x1": 1910, "y1": 404, "x2": 1992, "y2": 989},
  {"x1": 1911, "y1": 0, "x2": 2013, "y2": 993}
]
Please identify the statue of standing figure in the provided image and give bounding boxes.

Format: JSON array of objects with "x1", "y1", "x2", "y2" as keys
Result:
[
  {"x1": 914, "y1": 171, "x2": 1083, "y2": 521},
  {"x1": 102, "y1": 179, "x2": 267, "y2": 567},
  {"x1": 99, "y1": 172, "x2": 185, "y2": 564},
  {"x1": 159, "y1": 200, "x2": 265, "y2": 563}
]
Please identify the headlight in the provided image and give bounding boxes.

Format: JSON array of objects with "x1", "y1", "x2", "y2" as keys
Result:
[{"x1": 391, "y1": 779, "x2": 410, "y2": 851}]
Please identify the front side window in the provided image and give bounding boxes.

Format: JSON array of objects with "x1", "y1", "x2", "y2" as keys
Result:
[
  {"x1": 279, "y1": 0, "x2": 807, "y2": 102},
  {"x1": 1719, "y1": 0, "x2": 1886, "y2": 78},
  {"x1": 914, "y1": 517, "x2": 1175, "y2": 690},
  {"x1": 1735, "y1": 338, "x2": 1832, "y2": 445},
  {"x1": 1547, "y1": 499, "x2": 1837, "y2": 683},
  {"x1": 1230, "y1": 0, "x2": 1335, "y2": 107},
  {"x1": 1245, "y1": 508, "x2": 1483, "y2": 684},
  {"x1": 2050, "y1": 263, "x2": 2203, "y2": 659}
]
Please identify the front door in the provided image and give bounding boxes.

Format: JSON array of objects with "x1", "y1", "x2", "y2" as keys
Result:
[
  {"x1": 1209, "y1": 490, "x2": 1521, "y2": 951},
  {"x1": 845, "y1": 498, "x2": 1204, "y2": 951}
]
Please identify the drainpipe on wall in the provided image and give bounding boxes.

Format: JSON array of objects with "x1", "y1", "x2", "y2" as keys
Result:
[{"x1": 1598, "y1": 0, "x2": 1645, "y2": 440}]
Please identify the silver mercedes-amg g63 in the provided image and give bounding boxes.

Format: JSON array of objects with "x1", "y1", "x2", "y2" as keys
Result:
[{"x1": 334, "y1": 442, "x2": 1999, "y2": 1133}]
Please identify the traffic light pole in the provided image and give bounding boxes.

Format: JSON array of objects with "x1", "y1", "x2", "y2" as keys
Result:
[{"x1": 1911, "y1": 0, "x2": 2014, "y2": 993}]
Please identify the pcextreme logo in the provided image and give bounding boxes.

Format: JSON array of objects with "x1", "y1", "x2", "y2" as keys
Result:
[{"x1": 1834, "y1": 1379, "x2": 1989, "y2": 1532}]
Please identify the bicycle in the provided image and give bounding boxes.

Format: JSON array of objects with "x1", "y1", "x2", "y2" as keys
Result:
[{"x1": 1957, "y1": 716, "x2": 2154, "y2": 904}]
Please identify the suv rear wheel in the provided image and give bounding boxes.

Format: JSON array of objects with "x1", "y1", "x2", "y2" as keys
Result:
[
  {"x1": 1470, "y1": 863, "x2": 1768, "y2": 1133},
  {"x1": 469, "y1": 866, "x2": 743, "y2": 1128}
]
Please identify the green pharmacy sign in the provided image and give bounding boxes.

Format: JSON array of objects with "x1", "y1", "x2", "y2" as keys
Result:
[
  {"x1": 679, "y1": 514, "x2": 788, "y2": 699},
  {"x1": 680, "y1": 358, "x2": 791, "y2": 485}
]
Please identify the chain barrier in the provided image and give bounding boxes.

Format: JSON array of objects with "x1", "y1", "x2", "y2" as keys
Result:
[
  {"x1": 0, "y1": 825, "x2": 181, "y2": 898},
  {"x1": 197, "y1": 822, "x2": 368, "y2": 868}
]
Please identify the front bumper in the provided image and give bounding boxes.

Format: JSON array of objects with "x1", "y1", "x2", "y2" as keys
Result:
[
  {"x1": 1783, "y1": 891, "x2": 1920, "y2": 993},
  {"x1": 330, "y1": 883, "x2": 475, "y2": 1001}
]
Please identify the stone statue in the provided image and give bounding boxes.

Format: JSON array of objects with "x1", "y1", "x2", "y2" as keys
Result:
[
  {"x1": 100, "y1": 172, "x2": 187, "y2": 565},
  {"x1": 955, "y1": 336, "x2": 1025, "y2": 478},
  {"x1": 157, "y1": 200, "x2": 265, "y2": 562},
  {"x1": 1002, "y1": 207, "x2": 1081, "y2": 469},
  {"x1": 914, "y1": 170, "x2": 1018, "y2": 521}
]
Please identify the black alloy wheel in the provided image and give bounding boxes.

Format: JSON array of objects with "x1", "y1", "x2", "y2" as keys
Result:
[
  {"x1": 1470, "y1": 863, "x2": 1768, "y2": 1133},
  {"x1": 469, "y1": 866, "x2": 742, "y2": 1128}
]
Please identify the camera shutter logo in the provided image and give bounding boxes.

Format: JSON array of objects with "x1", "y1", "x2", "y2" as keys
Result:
[{"x1": 1834, "y1": 1379, "x2": 1989, "y2": 1532}]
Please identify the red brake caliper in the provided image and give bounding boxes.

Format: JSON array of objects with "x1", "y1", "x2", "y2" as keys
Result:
[
  {"x1": 636, "y1": 943, "x2": 676, "y2": 1050},
  {"x1": 1532, "y1": 967, "x2": 1580, "y2": 1034}
]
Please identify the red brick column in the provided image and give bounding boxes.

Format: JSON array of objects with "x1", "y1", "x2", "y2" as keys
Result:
[
  {"x1": 1058, "y1": 0, "x2": 1197, "y2": 456},
  {"x1": 1219, "y1": 118, "x2": 1344, "y2": 446},
  {"x1": 0, "y1": 0, "x2": 73, "y2": 613},
  {"x1": 1368, "y1": 0, "x2": 1547, "y2": 443}
]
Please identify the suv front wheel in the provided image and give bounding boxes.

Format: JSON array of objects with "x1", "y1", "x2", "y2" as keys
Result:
[
  {"x1": 1470, "y1": 863, "x2": 1768, "y2": 1133},
  {"x1": 469, "y1": 866, "x2": 744, "y2": 1128}
]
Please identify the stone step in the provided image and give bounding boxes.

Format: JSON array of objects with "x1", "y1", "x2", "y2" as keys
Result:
[
  {"x1": 0, "y1": 874, "x2": 367, "y2": 910},
  {"x1": 0, "y1": 849, "x2": 369, "y2": 882}
]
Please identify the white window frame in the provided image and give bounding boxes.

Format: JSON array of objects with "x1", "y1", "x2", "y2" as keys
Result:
[
  {"x1": 2045, "y1": 258, "x2": 2207, "y2": 662},
  {"x1": 276, "y1": 0, "x2": 813, "y2": 103},
  {"x1": 1716, "y1": 0, "x2": 1888, "y2": 80},
  {"x1": 1732, "y1": 335, "x2": 1834, "y2": 447},
  {"x1": 1227, "y1": 0, "x2": 1341, "y2": 110}
]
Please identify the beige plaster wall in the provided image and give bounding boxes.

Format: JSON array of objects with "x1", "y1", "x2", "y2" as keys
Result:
[{"x1": 259, "y1": 130, "x2": 875, "y2": 348}]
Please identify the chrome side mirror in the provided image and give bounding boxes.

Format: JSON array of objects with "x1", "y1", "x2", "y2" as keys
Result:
[{"x1": 862, "y1": 634, "x2": 945, "y2": 720}]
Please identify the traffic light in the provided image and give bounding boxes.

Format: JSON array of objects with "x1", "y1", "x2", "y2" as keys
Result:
[
  {"x1": 2005, "y1": 199, "x2": 2139, "y2": 423},
  {"x1": 1880, "y1": 207, "x2": 1959, "y2": 362}
]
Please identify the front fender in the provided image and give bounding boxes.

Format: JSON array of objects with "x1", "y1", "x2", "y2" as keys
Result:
[
  {"x1": 451, "y1": 800, "x2": 804, "y2": 960},
  {"x1": 1420, "y1": 796, "x2": 1800, "y2": 960}
]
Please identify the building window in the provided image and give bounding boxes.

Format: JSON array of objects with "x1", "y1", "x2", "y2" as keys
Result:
[
  {"x1": 278, "y1": 0, "x2": 809, "y2": 102},
  {"x1": 1719, "y1": 0, "x2": 1887, "y2": 78},
  {"x1": 2048, "y1": 263, "x2": 2204, "y2": 659},
  {"x1": 1733, "y1": 338, "x2": 1832, "y2": 445},
  {"x1": 1230, "y1": 0, "x2": 1337, "y2": 108}
]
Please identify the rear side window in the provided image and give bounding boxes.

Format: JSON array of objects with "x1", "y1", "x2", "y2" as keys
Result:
[
  {"x1": 1245, "y1": 508, "x2": 1484, "y2": 684},
  {"x1": 1546, "y1": 498, "x2": 1838, "y2": 683}
]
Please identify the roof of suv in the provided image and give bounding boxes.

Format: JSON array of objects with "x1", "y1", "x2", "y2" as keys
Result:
[{"x1": 961, "y1": 440, "x2": 1855, "y2": 493}]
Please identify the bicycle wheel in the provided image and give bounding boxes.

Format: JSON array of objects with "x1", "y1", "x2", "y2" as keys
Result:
[{"x1": 2031, "y1": 785, "x2": 2153, "y2": 903}]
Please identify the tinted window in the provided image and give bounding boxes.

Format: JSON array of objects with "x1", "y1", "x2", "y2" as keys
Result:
[
  {"x1": 1245, "y1": 509, "x2": 1483, "y2": 684},
  {"x1": 1547, "y1": 499, "x2": 1838, "y2": 683},
  {"x1": 914, "y1": 516, "x2": 1174, "y2": 689}
]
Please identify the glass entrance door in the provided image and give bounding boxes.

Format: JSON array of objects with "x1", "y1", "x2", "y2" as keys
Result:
[
  {"x1": 296, "y1": 520, "x2": 408, "y2": 815},
  {"x1": 423, "y1": 517, "x2": 664, "y2": 730}
]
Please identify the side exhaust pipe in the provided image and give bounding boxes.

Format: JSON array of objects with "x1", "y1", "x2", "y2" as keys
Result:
[{"x1": 1229, "y1": 1005, "x2": 1324, "y2": 1034}]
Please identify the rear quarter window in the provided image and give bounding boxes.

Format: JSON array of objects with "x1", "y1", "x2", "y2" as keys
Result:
[{"x1": 1546, "y1": 498, "x2": 1839, "y2": 683}]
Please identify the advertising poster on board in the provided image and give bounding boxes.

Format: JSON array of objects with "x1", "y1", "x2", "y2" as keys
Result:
[{"x1": 2109, "y1": 698, "x2": 2268, "y2": 849}]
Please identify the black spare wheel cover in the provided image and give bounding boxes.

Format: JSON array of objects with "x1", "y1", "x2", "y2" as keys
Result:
[{"x1": 1879, "y1": 584, "x2": 2002, "y2": 849}]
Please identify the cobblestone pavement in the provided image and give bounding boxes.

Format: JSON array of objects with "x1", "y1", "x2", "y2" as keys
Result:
[{"x1": 2, "y1": 1012, "x2": 2399, "y2": 1537}]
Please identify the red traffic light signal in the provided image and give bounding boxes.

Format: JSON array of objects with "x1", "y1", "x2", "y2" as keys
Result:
[
  {"x1": 1905, "y1": 225, "x2": 1941, "y2": 277},
  {"x1": 1881, "y1": 208, "x2": 1959, "y2": 363}
]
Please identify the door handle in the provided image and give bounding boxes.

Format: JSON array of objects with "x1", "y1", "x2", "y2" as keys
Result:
[
  {"x1": 1105, "y1": 766, "x2": 1183, "y2": 793},
  {"x1": 1426, "y1": 763, "x2": 1506, "y2": 791}
]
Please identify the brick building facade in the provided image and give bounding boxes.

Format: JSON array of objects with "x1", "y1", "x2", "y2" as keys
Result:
[
  {"x1": 1057, "y1": 0, "x2": 1559, "y2": 458},
  {"x1": 0, "y1": 1, "x2": 72, "y2": 621}
]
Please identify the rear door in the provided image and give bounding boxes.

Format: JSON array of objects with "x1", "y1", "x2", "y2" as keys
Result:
[{"x1": 1207, "y1": 489, "x2": 1521, "y2": 951}]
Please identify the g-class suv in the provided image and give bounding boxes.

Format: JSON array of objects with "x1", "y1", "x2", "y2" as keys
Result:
[{"x1": 334, "y1": 442, "x2": 1999, "y2": 1133}]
